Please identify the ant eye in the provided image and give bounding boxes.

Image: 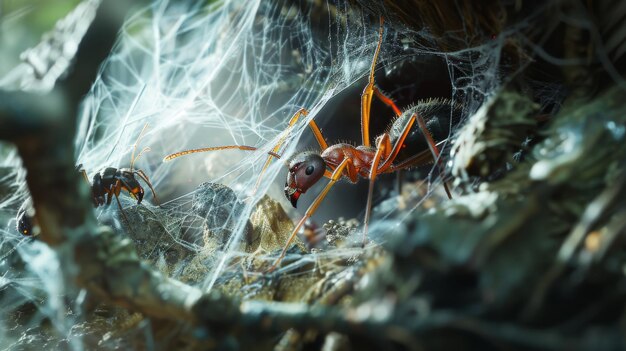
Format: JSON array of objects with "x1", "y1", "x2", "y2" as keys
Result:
[{"x1": 305, "y1": 165, "x2": 314, "y2": 175}]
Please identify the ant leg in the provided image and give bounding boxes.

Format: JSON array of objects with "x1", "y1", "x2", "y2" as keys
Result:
[
  {"x1": 113, "y1": 191, "x2": 131, "y2": 227},
  {"x1": 387, "y1": 139, "x2": 448, "y2": 172},
  {"x1": 254, "y1": 108, "x2": 308, "y2": 191},
  {"x1": 379, "y1": 114, "x2": 417, "y2": 172},
  {"x1": 373, "y1": 87, "x2": 402, "y2": 117},
  {"x1": 363, "y1": 134, "x2": 390, "y2": 246},
  {"x1": 376, "y1": 113, "x2": 452, "y2": 198},
  {"x1": 308, "y1": 120, "x2": 328, "y2": 150},
  {"x1": 415, "y1": 113, "x2": 453, "y2": 199},
  {"x1": 360, "y1": 17, "x2": 385, "y2": 147},
  {"x1": 135, "y1": 169, "x2": 160, "y2": 205},
  {"x1": 267, "y1": 158, "x2": 352, "y2": 273}
]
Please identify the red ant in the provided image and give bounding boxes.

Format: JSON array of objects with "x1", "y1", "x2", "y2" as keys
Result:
[{"x1": 164, "y1": 18, "x2": 458, "y2": 271}]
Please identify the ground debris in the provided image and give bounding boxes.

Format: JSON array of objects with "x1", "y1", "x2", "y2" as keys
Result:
[
  {"x1": 3, "y1": 1, "x2": 626, "y2": 350},
  {"x1": 452, "y1": 89, "x2": 540, "y2": 181}
]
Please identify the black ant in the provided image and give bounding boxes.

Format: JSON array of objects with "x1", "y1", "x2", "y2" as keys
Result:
[
  {"x1": 16, "y1": 198, "x2": 36, "y2": 236},
  {"x1": 16, "y1": 125, "x2": 158, "y2": 236},
  {"x1": 164, "y1": 18, "x2": 460, "y2": 271},
  {"x1": 80, "y1": 124, "x2": 159, "y2": 220}
]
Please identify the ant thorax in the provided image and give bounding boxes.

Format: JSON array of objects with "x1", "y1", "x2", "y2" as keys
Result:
[{"x1": 321, "y1": 143, "x2": 376, "y2": 180}]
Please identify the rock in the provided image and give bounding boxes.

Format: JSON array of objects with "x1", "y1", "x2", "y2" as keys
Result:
[
  {"x1": 180, "y1": 182, "x2": 253, "y2": 249},
  {"x1": 248, "y1": 195, "x2": 304, "y2": 254},
  {"x1": 121, "y1": 204, "x2": 191, "y2": 278}
]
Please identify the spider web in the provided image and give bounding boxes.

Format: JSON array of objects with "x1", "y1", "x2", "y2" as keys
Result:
[
  {"x1": 71, "y1": 0, "x2": 474, "y2": 293},
  {"x1": 0, "y1": 0, "x2": 567, "y2": 348}
]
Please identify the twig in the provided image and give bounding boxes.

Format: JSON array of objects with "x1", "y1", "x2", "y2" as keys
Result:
[{"x1": 0, "y1": 0, "x2": 203, "y2": 324}]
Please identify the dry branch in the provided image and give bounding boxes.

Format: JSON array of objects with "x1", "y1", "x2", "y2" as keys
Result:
[{"x1": 0, "y1": 0, "x2": 203, "y2": 324}]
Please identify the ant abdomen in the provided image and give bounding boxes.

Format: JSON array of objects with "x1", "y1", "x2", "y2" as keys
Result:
[{"x1": 388, "y1": 99, "x2": 463, "y2": 165}]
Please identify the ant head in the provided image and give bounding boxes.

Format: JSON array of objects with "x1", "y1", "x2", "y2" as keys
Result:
[
  {"x1": 284, "y1": 151, "x2": 326, "y2": 208},
  {"x1": 16, "y1": 208, "x2": 34, "y2": 236},
  {"x1": 121, "y1": 170, "x2": 145, "y2": 204},
  {"x1": 132, "y1": 186, "x2": 145, "y2": 204},
  {"x1": 16, "y1": 199, "x2": 37, "y2": 236}
]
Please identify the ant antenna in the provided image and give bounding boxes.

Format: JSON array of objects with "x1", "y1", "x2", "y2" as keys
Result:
[
  {"x1": 132, "y1": 147, "x2": 152, "y2": 169},
  {"x1": 130, "y1": 123, "x2": 149, "y2": 171},
  {"x1": 163, "y1": 145, "x2": 281, "y2": 162}
]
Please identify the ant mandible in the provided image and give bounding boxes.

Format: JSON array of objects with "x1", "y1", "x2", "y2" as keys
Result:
[{"x1": 164, "y1": 17, "x2": 457, "y2": 271}]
